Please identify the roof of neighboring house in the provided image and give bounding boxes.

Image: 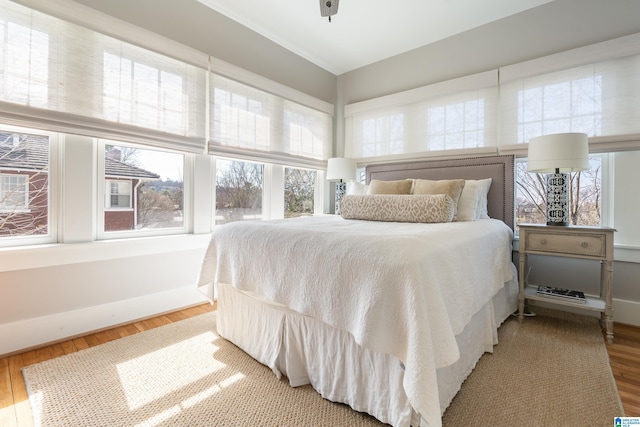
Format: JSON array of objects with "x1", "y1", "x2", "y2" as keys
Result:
[
  {"x1": 0, "y1": 132, "x2": 48, "y2": 171},
  {"x1": 104, "y1": 156, "x2": 160, "y2": 179},
  {"x1": 0, "y1": 132, "x2": 160, "y2": 180}
]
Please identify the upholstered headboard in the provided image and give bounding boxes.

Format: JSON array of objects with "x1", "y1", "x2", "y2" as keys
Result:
[{"x1": 366, "y1": 155, "x2": 515, "y2": 230}]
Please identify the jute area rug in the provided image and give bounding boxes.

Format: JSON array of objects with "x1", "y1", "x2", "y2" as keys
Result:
[{"x1": 22, "y1": 308, "x2": 623, "y2": 426}]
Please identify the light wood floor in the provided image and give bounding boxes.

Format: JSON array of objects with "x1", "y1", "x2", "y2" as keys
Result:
[{"x1": 1, "y1": 304, "x2": 639, "y2": 426}]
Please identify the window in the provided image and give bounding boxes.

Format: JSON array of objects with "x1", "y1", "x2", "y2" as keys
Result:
[
  {"x1": 106, "y1": 180, "x2": 132, "y2": 209},
  {"x1": 426, "y1": 99, "x2": 485, "y2": 150},
  {"x1": 360, "y1": 113, "x2": 405, "y2": 157},
  {"x1": 514, "y1": 74, "x2": 602, "y2": 143},
  {"x1": 515, "y1": 156, "x2": 604, "y2": 229},
  {"x1": 284, "y1": 167, "x2": 316, "y2": 218},
  {"x1": 100, "y1": 142, "x2": 185, "y2": 235},
  {"x1": 0, "y1": 129, "x2": 51, "y2": 240},
  {"x1": 103, "y1": 52, "x2": 188, "y2": 135},
  {"x1": 345, "y1": 71, "x2": 498, "y2": 161},
  {"x1": 215, "y1": 159, "x2": 263, "y2": 224},
  {"x1": 0, "y1": 20, "x2": 49, "y2": 108},
  {"x1": 209, "y1": 74, "x2": 332, "y2": 168}
]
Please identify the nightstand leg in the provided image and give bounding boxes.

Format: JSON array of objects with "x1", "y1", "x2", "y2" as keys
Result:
[
  {"x1": 602, "y1": 259, "x2": 614, "y2": 343},
  {"x1": 518, "y1": 253, "x2": 526, "y2": 321}
]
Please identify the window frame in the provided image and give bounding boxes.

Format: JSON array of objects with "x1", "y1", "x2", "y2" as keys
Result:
[
  {"x1": 514, "y1": 153, "x2": 611, "y2": 234},
  {"x1": 0, "y1": 125, "x2": 58, "y2": 248},
  {"x1": 96, "y1": 139, "x2": 190, "y2": 240}
]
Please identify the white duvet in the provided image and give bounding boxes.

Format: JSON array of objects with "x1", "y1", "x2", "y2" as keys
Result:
[{"x1": 197, "y1": 216, "x2": 514, "y2": 427}]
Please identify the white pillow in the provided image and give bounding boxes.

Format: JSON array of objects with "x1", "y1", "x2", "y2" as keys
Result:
[
  {"x1": 346, "y1": 181, "x2": 369, "y2": 195},
  {"x1": 475, "y1": 178, "x2": 493, "y2": 219},
  {"x1": 456, "y1": 178, "x2": 493, "y2": 221},
  {"x1": 455, "y1": 181, "x2": 480, "y2": 221}
]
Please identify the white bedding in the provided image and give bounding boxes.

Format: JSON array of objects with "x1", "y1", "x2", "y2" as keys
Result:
[
  {"x1": 216, "y1": 276, "x2": 518, "y2": 426},
  {"x1": 197, "y1": 215, "x2": 514, "y2": 427}
]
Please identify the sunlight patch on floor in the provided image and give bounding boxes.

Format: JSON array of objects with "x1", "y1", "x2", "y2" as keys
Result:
[
  {"x1": 133, "y1": 372, "x2": 245, "y2": 427},
  {"x1": 116, "y1": 331, "x2": 226, "y2": 410}
]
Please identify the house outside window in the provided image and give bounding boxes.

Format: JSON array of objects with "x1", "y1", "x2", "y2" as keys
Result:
[
  {"x1": 101, "y1": 143, "x2": 184, "y2": 234},
  {"x1": 0, "y1": 130, "x2": 50, "y2": 239}
]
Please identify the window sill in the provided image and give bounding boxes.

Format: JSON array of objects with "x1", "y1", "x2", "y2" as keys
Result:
[{"x1": 0, "y1": 233, "x2": 211, "y2": 273}]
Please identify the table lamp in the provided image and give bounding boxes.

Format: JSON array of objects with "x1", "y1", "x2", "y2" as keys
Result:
[
  {"x1": 527, "y1": 133, "x2": 589, "y2": 226},
  {"x1": 326, "y1": 157, "x2": 356, "y2": 214}
]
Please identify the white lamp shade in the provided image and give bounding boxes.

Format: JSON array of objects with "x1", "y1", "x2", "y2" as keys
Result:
[
  {"x1": 326, "y1": 157, "x2": 356, "y2": 181},
  {"x1": 527, "y1": 133, "x2": 590, "y2": 173}
]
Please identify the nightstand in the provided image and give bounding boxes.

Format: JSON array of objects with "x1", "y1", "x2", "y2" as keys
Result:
[{"x1": 517, "y1": 223, "x2": 616, "y2": 343}]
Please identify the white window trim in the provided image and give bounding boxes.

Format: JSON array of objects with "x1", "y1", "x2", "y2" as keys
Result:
[
  {"x1": 0, "y1": 125, "x2": 58, "y2": 248},
  {"x1": 96, "y1": 140, "x2": 191, "y2": 240}
]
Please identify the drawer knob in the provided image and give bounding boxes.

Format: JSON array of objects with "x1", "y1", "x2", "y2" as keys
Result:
[
  {"x1": 581, "y1": 241, "x2": 589, "y2": 248},
  {"x1": 540, "y1": 239, "x2": 547, "y2": 245}
]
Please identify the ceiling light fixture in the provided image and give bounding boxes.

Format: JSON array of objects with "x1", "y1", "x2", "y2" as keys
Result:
[{"x1": 319, "y1": 0, "x2": 339, "y2": 22}]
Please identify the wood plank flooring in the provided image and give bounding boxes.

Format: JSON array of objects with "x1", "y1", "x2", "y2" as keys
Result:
[{"x1": 1, "y1": 303, "x2": 638, "y2": 426}]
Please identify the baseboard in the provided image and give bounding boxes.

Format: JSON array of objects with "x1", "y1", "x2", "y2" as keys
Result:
[
  {"x1": 611, "y1": 298, "x2": 640, "y2": 327},
  {"x1": 529, "y1": 297, "x2": 640, "y2": 327},
  {"x1": 0, "y1": 285, "x2": 208, "y2": 357}
]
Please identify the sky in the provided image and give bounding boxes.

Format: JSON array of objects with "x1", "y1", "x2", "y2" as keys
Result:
[{"x1": 136, "y1": 148, "x2": 183, "y2": 182}]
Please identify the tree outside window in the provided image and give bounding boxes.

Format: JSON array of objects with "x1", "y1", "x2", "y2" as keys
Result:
[
  {"x1": 0, "y1": 132, "x2": 49, "y2": 237},
  {"x1": 284, "y1": 167, "x2": 315, "y2": 218},
  {"x1": 515, "y1": 157, "x2": 602, "y2": 229},
  {"x1": 215, "y1": 159, "x2": 263, "y2": 224}
]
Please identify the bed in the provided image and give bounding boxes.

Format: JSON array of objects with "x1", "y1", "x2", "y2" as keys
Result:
[{"x1": 197, "y1": 155, "x2": 517, "y2": 427}]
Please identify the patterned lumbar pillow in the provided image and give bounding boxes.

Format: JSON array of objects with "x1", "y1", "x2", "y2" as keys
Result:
[{"x1": 340, "y1": 194, "x2": 455, "y2": 223}]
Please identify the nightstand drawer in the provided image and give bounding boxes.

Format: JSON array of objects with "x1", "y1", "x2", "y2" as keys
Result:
[{"x1": 525, "y1": 231, "x2": 605, "y2": 258}]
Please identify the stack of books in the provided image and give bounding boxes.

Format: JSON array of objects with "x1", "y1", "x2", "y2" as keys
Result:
[{"x1": 536, "y1": 285, "x2": 587, "y2": 304}]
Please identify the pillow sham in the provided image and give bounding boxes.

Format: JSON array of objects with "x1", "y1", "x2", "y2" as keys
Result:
[
  {"x1": 340, "y1": 194, "x2": 455, "y2": 223},
  {"x1": 456, "y1": 178, "x2": 493, "y2": 221},
  {"x1": 412, "y1": 179, "x2": 465, "y2": 215},
  {"x1": 346, "y1": 181, "x2": 369, "y2": 195},
  {"x1": 367, "y1": 179, "x2": 413, "y2": 195},
  {"x1": 474, "y1": 178, "x2": 493, "y2": 219}
]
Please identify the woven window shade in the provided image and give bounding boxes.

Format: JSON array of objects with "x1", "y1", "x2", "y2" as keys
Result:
[{"x1": 0, "y1": 0, "x2": 207, "y2": 153}]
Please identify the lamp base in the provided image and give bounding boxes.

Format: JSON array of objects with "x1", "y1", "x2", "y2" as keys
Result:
[
  {"x1": 335, "y1": 181, "x2": 346, "y2": 215},
  {"x1": 546, "y1": 172, "x2": 569, "y2": 226}
]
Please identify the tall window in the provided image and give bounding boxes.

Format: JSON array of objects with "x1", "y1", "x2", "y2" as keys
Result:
[
  {"x1": 101, "y1": 142, "x2": 185, "y2": 234},
  {"x1": 515, "y1": 75, "x2": 602, "y2": 143},
  {"x1": 0, "y1": 130, "x2": 50, "y2": 238},
  {"x1": 215, "y1": 159, "x2": 263, "y2": 224},
  {"x1": 345, "y1": 71, "x2": 498, "y2": 161},
  {"x1": 361, "y1": 114, "x2": 404, "y2": 157},
  {"x1": 212, "y1": 88, "x2": 270, "y2": 151},
  {"x1": 515, "y1": 156, "x2": 603, "y2": 229},
  {"x1": 0, "y1": 20, "x2": 49, "y2": 108},
  {"x1": 103, "y1": 52, "x2": 187, "y2": 135},
  {"x1": 426, "y1": 99, "x2": 485, "y2": 150},
  {"x1": 284, "y1": 167, "x2": 316, "y2": 218}
]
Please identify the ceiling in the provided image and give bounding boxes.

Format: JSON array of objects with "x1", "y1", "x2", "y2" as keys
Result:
[{"x1": 196, "y1": 0, "x2": 553, "y2": 75}]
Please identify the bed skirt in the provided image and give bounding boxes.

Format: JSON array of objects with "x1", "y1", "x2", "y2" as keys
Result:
[{"x1": 215, "y1": 264, "x2": 518, "y2": 427}]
